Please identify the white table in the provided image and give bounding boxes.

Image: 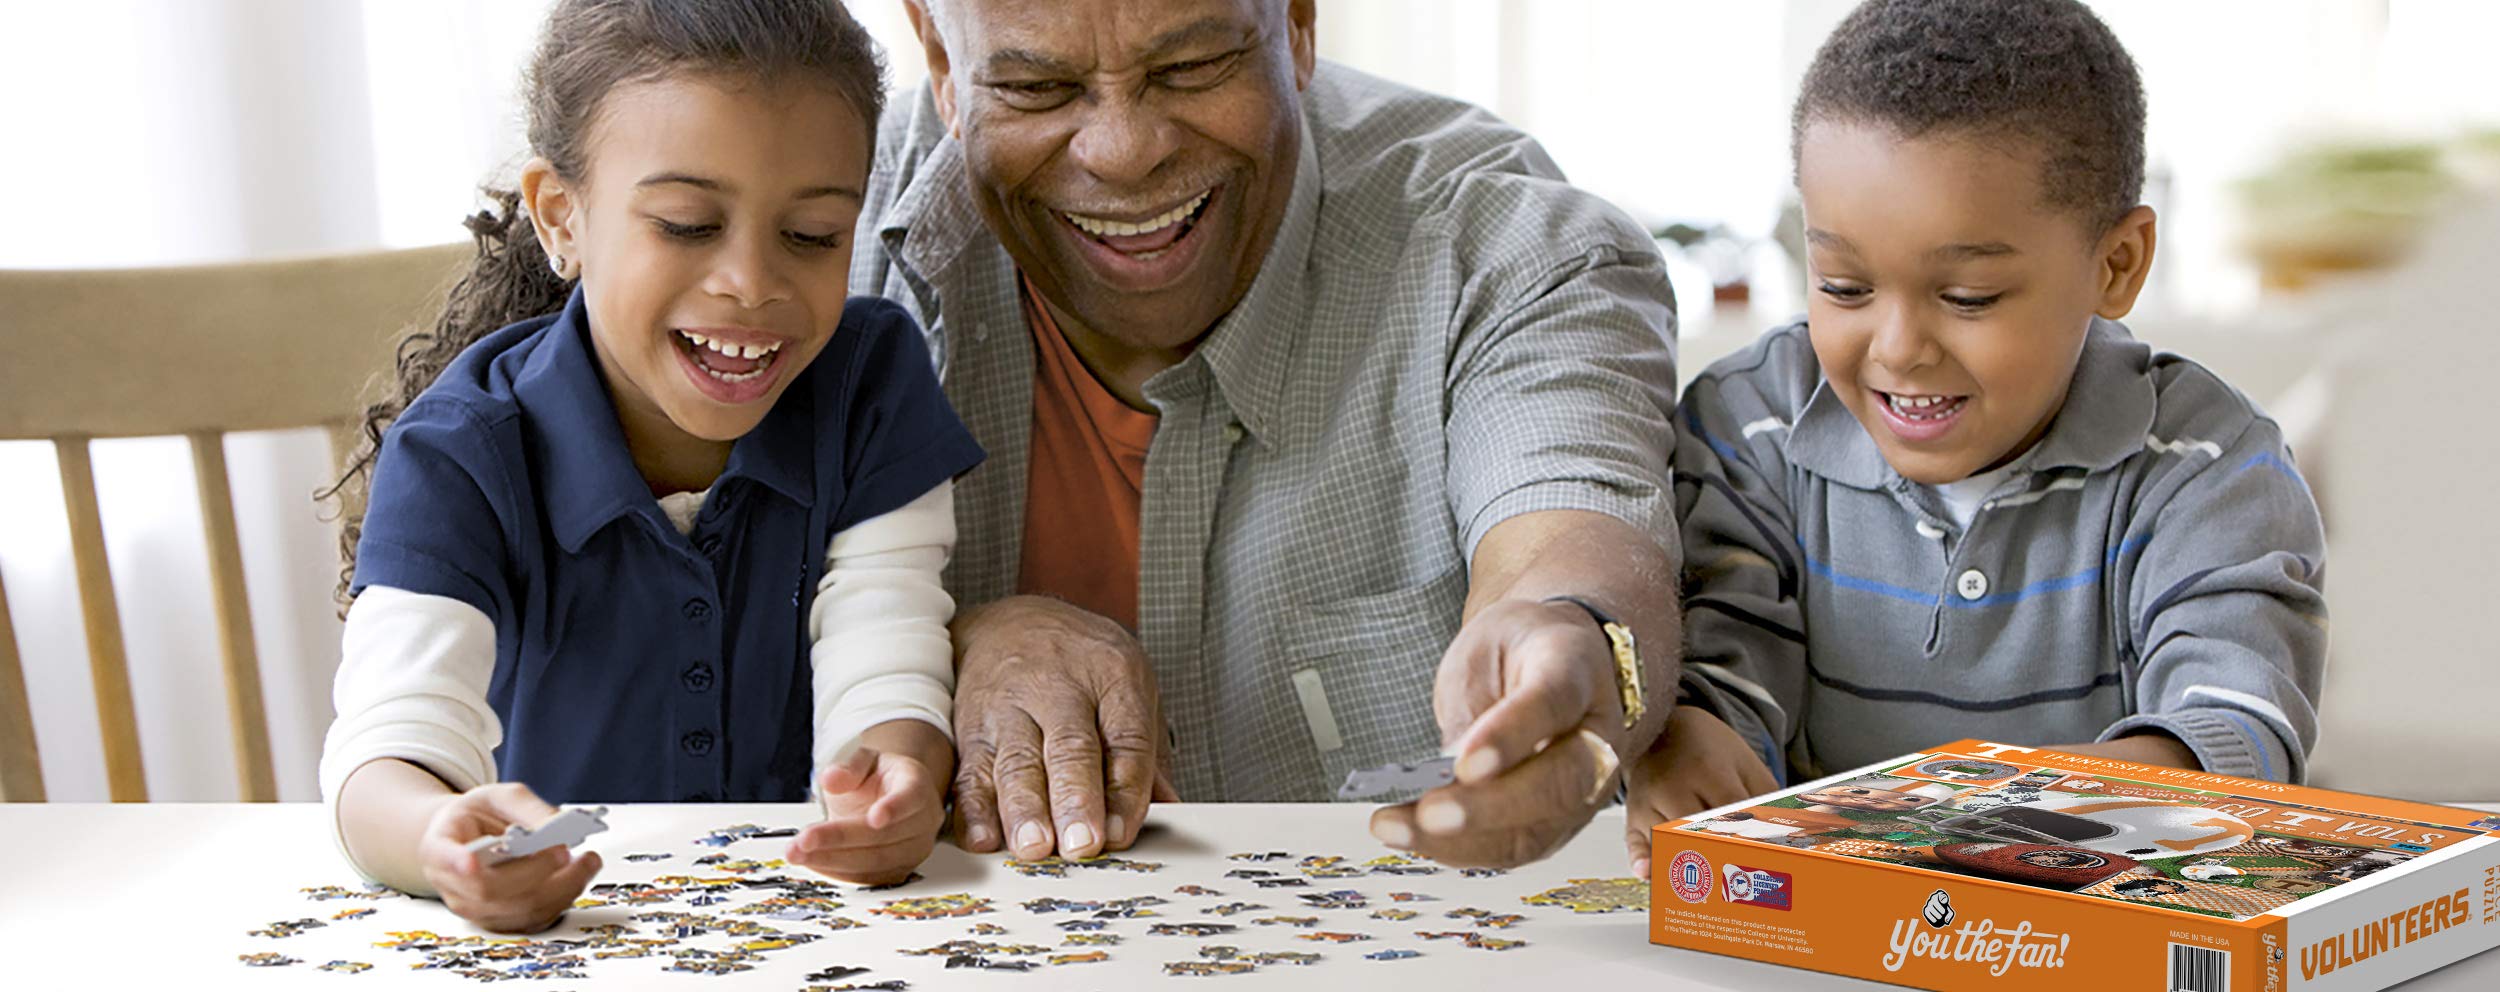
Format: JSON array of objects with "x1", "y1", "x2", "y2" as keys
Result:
[{"x1": 1, "y1": 802, "x2": 2492, "y2": 989}]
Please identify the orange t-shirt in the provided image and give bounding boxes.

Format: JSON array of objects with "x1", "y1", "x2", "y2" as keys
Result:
[{"x1": 1016, "y1": 279, "x2": 1155, "y2": 631}]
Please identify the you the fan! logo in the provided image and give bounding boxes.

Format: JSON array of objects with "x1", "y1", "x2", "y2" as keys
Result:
[{"x1": 1881, "y1": 889, "x2": 2074, "y2": 976}]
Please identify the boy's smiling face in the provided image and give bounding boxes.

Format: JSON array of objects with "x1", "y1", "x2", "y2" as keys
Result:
[{"x1": 1796, "y1": 120, "x2": 2155, "y2": 485}]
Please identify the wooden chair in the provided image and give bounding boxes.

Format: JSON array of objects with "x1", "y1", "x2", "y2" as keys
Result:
[{"x1": 0, "y1": 243, "x2": 468, "y2": 802}]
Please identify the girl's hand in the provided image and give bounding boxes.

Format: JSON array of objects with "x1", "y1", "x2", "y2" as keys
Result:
[
  {"x1": 788, "y1": 741, "x2": 948, "y2": 885},
  {"x1": 1623, "y1": 706, "x2": 1781, "y2": 877},
  {"x1": 417, "y1": 782, "x2": 604, "y2": 933}
]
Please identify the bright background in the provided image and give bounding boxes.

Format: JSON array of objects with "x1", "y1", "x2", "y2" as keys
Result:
[{"x1": 2, "y1": 0, "x2": 2493, "y2": 801}]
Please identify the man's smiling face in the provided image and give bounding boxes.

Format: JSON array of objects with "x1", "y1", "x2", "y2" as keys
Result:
[{"x1": 910, "y1": 0, "x2": 1315, "y2": 352}]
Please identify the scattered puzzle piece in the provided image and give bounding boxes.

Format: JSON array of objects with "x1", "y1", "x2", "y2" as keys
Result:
[
  {"x1": 247, "y1": 918, "x2": 326, "y2": 939},
  {"x1": 1522, "y1": 877, "x2": 1648, "y2": 914},
  {"x1": 872, "y1": 894, "x2": 994, "y2": 920},
  {"x1": 1165, "y1": 960, "x2": 1257, "y2": 976},
  {"x1": 1150, "y1": 922, "x2": 1239, "y2": 937}
]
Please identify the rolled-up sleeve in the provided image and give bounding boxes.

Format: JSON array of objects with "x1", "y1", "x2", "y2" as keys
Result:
[{"x1": 1445, "y1": 248, "x2": 1679, "y2": 558}]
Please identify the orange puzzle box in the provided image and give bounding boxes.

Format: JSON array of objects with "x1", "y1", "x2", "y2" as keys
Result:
[{"x1": 1650, "y1": 740, "x2": 2500, "y2": 991}]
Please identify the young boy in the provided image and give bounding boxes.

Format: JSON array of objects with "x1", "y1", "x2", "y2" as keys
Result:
[{"x1": 1625, "y1": 0, "x2": 2327, "y2": 872}]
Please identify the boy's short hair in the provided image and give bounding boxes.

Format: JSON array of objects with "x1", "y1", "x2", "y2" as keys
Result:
[{"x1": 1794, "y1": 0, "x2": 2147, "y2": 229}]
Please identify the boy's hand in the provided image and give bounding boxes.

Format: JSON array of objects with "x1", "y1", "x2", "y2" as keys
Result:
[
  {"x1": 1623, "y1": 706, "x2": 1780, "y2": 876},
  {"x1": 789, "y1": 737, "x2": 948, "y2": 886},
  {"x1": 2047, "y1": 733, "x2": 2201, "y2": 770},
  {"x1": 418, "y1": 783, "x2": 603, "y2": 934}
]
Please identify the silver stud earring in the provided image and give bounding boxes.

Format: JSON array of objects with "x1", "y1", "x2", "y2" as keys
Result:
[{"x1": 548, "y1": 253, "x2": 566, "y2": 278}]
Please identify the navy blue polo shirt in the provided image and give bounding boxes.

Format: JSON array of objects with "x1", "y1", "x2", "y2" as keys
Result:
[{"x1": 350, "y1": 289, "x2": 983, "y2": 803}]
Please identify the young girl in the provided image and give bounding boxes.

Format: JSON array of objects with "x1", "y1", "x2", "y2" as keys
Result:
[{"x1": 318, "y1": 0, "x2": 982, "y2": 933}]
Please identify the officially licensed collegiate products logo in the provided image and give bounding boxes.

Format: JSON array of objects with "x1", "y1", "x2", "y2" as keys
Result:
[
  {"x1": 1721, "y1": 863, "x2": 1793, "y2": 910},
  {"x1": 1667, "y1": 850, "x2": 1713, "y2": 904}
]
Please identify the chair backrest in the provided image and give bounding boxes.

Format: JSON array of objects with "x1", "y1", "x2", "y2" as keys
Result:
[{"x1": 0, "y1": 243, "x2": 469, "y2": 802}]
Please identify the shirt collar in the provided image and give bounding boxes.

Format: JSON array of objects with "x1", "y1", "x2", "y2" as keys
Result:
[
  {"x1": 515, "y1": 287, "x2": 816, "y2": 553},
  {"x1": 876, "y1": 133, "x2": 991, "y2": 327},
  {"x1": 1786, "y1": 316, "x2": 2157, "y2": 490},
  {"x1": 1174, "y1": 122, "x2": 1320, "y2": 443}
]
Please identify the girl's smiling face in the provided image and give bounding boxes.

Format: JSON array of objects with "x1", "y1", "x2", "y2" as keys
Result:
[
  {"x1": 1796, "y1": 119, "x2": 2155, "y2": 486},
  {"x1": 524, "y1": 73, "x2": 869, "y2": 482}
]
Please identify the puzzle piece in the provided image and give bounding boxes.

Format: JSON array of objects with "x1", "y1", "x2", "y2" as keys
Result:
[
  {"x1": 1522, "y1": 877, "x2": 1649, "y2": 914},
  {"x1": 872, "y1": 894, "x2": 994, "y2": 920},
  {"x1": 1252, "y1": 950, "x2": 1323, "y2": 966},
  {"x1": 467, "y1": 805, "x2": 610, "y2": 866},
  {"x1": 247, "y1": 918, "x2": 326, "y2": 939},
  {"x1": 1166, "y1": 960, "x2": 1256, "y2": 976},
  {"x1": 1337, "y1": 755, "x2": 1457, "y2": 799},
  {"x1": 1150, "y1": 922, "x2": 1239, "y2": 937}
]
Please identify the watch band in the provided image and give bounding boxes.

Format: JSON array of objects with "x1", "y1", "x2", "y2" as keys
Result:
[{"x1": 1542, "y1": 595, "x2": 1645, "y2": 731}]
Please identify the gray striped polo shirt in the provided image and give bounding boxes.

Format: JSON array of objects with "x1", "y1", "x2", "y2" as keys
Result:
[{"x1": 1676, "y1": 319, "x2": 2327, "y2": 783}]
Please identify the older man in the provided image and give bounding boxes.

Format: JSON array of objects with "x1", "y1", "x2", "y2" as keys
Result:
[{"x1": 853, "y1": 0, "x2": 1685, "y2": 869}]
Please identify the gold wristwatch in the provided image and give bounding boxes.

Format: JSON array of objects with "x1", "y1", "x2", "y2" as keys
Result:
[{"x1": 1545, "y1": 595, "x2": 1644, "y2": 730}]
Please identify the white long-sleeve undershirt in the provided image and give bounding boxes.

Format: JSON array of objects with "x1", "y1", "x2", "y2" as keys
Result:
[{"x1": 318, "y1": 481, "x2": 960, "y2": 834}]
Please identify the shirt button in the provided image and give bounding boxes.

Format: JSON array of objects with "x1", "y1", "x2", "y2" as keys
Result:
[
  {"x1": 682, "y1": 662, "x2": 715, "y2": 693},
  {"x1": 1956, "y1": 569, "x2": 1990, "y2": 601},
  {"x1": 681, "y1": 729, "x2": 715, "y2": 756},
  {"x1": 1223, "y1": 422, "x2": 1245, "y2": 445},
  {"x1": 683, "y1": 598, "x2": 712, "y2": 621}
]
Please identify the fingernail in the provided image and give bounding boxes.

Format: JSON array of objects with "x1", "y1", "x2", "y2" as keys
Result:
[
  {"x1": 965, "y1": 823, "x2": 994, "y2": 850},
  {"x1": 1014, "y1": 820, "x2": 1047, "y2": 855},
  {"x1": 1633, "y1": 858, "x2": 1651, "y2": 878},
  {"x1": 1458, "y1": 747, "x2": 1502, "y2": 783},
  {"x1": 1580, "y1": 728, "x2": 1622, "y2": 805},
  {"x1": 1372, "y1": 818, "x2": 1414, "y2": 849},
  {"x1": 1108, "y1": 814, "x2": 1127, "y2": 845},
  {"x1": 1418, "y1": 798, "x2": 1466, "y2": 834},
  {"x1": 1062, "y1": 822, "x2": 1097, "y2": 854}
]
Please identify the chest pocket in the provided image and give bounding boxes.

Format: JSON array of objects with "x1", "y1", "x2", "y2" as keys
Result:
[{"x1": 1281, "y1": 564, "x2": 1467, "y2": 800}]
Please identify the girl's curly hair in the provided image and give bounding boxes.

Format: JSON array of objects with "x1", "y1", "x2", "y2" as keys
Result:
[{"x1": 319, "y1": 0, "x2": 888, "y2": 608}]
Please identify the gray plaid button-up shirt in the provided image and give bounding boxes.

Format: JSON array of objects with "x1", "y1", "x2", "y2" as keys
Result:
[{"x1": 851, "y1": 63, "x2": 1678, "y2": 801}]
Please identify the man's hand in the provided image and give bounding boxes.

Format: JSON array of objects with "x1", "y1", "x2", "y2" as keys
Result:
[
  {"x1": 417, "y1": 783, "x2": 604, "y2": 934},
  {"x1": 950, "y1": 596, "x2": 1178, "y2": 862},
  {"x1": 1622, "y1": 705, "x2": 1780, "y2": 876},
  {"x1": 1368, "y1": 597, "x2": 1629, "y2": 868},
  {"x1": 788, "y1": 720, "x2": 952, "y2": 885}
]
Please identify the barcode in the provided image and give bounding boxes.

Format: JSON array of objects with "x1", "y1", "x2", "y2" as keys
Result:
[{"x1": 2169, "y1": 942, "x2": 2231, "y2": 992}]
